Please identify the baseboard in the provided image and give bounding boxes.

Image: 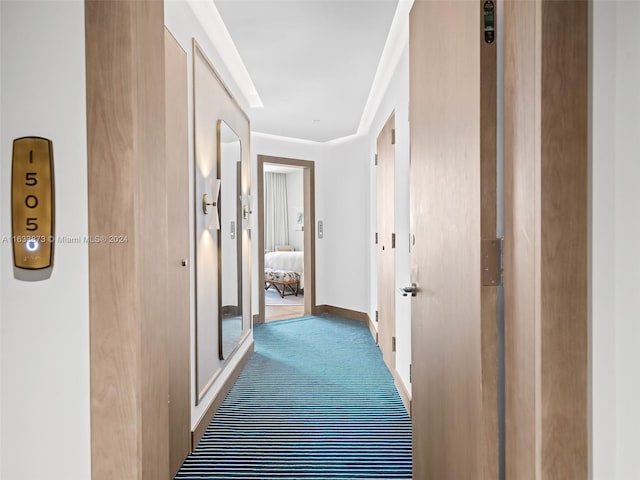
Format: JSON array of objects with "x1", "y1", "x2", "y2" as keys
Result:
[
  {"x1": 392, "y1": 368, "x2": 412, "y2": 416},
  {"x1": 314, "y1": 304, "x2": 369, "y2": 322},
  {"x1": 315, "y1": 305, "x2": 377, "y2": 343},
  {"x1": 191, "y1": 341, "x2": 254, "y2": 449},
  {"x1": 253, "y1": 313, "x2": 264, "y2": 325},
  {"x1": 222, "y1": 305, "x2": 240, "y2": 316},
  {"x1": 367, "y1": 314, "x2": 378, "y2": 344}
]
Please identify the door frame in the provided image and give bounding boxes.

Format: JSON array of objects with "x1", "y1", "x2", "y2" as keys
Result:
[
  {"x1": 503, "y1": 1, "x2": 589, "y2": 477},
  {"x1": 256, "y1": 155, "x2": 316, "y2": 323}
]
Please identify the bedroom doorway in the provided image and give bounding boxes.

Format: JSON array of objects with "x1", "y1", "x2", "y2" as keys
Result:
[{"x1": 257, "y1": 155, "x2": 316, "y2": 323}]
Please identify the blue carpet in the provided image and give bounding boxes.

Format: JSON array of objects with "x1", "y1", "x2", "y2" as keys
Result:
[{"x1": 176, "y1": 314, "x2": 412, "y2": 479}]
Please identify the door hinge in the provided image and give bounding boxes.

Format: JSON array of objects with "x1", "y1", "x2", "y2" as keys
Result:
[
  {"x1": 391, "y1": 233, "x2": 396, "y2": 249},
  {"x1": 409, "y1": 364, "x2": 412, "y2": 383},
  {"x1": 392, "y1": 336, "x2": 396, "y2": 352},
  {"x1": 481, "y1": 237, "x2": 504, "y2": 286},
  {"x1": 375, "y1": 310, "x2": 379, "y2": 322},
  {"x1": 391, "y1": 129, "x2": 396, "y2": 145},
  {"x1": 375, "y1": 153, "x2": 378, "y2": 166},
  {"x1": 375, "y1": 232, "x2": 378, "y2": 244}
]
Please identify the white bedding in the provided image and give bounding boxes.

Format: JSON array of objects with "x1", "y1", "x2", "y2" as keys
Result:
[{"x1": 265, "y1": 251, "x2": 305, "y2": 289}]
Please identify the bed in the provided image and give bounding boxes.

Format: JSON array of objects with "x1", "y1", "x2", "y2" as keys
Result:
[{"x1": 264, "y1": 251, "x2": 305, "y2": 291}]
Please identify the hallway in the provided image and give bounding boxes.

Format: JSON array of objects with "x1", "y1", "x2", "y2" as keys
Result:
[{"x1": 176, "y1": 315, "x2": 412, "y2": 479}]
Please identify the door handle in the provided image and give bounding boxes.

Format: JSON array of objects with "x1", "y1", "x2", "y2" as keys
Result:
[{"x1": 400, "y1": 283, "x2": 417, "y2": 297}]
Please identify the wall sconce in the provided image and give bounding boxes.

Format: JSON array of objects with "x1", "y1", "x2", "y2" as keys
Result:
[
  {"x1": 241, "y1": 193, "x2": 254, "y2": 230},
  {"x1": 202, "y1": 178, "x2": 221, "y2": 230}
]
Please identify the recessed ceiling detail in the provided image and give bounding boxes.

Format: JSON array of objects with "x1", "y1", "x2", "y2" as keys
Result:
[{"x1": 214, "y1": 0, "x2": 399, "y2": 142}]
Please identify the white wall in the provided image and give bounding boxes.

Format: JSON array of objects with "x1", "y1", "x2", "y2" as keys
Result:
[
  {"x1": 285, "y1": 171, "x2": 304, "y2": 252},
  {"x1": 164, "y1": 0, "x2": 254, "y2": 431},
  {"x1": 0, "y1": 2, "x2": 90, "y2": 479},
  {"x1": 591, "y1": 2, "x2": 640, "y2": 478},
  {"x1": 320, "y1": 136, "x2": 371, "y2": 312},
  {"x1": 611, "y1": 6, "x2": 640, "y2": 476}
]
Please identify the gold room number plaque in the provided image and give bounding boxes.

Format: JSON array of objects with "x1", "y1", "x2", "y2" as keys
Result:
[{"x1": 11, "y1": 137, "x2": 55, "y2": 270}]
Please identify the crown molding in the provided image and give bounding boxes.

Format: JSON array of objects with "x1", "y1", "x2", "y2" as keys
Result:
[
  {"x1": 357, "y1": 0, "x2": 413, "y2": 135},
  {"x1": 251, "y1": 131, "x2": 323, "y2": 146},
  {"x1": 186, "y1": 0, "x2": 263, "y2": 108}
]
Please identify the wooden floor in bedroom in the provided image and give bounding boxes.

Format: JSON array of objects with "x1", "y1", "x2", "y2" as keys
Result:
[{"x1": 265, "y1": 305, "x2": 305, "y2": 322}]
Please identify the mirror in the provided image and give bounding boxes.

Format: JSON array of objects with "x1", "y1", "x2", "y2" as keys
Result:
[{"x1": 218, "y1": 120, "x2": 243, "y2": 360}]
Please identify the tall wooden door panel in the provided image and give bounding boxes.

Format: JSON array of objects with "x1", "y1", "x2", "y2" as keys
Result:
[
  {"x1": 409, "y1": 1, "x2": 497, "y2": 478},
  {"x1": 164, "y1": 28, "x2": 191, "y2": 477},
  {"x1": 504, "y1": 1, "x2": 588, "y2": 478},
  {"x1": 377, "y1": 112, "x2": 396, "y2": 371},
  {"x1": 87, "y1": 2, "x2": 169, "y2": 479}
]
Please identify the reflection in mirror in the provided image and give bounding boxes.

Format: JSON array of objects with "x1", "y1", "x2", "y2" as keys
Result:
[{"x1": 219, "y1": 120, "x2": 243, "y2": 360}]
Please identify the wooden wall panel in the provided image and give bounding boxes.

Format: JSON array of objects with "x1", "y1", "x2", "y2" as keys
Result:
[
  {"x1": 504, "y1": 0, "x2": 588, "y2": 478},
  {"x1": 504, "y1": 1, "x2": 539, "y2": 477},
  {"x1": 164, "y1": 28, "x2": 191, "y2": 477},
  {"x1": 86, "y1": 1, "x2": 169, "y2": 479},
  {"x1": 539, "y1": 1, "x2": 588, "y2": 477},
  {"x1": 136, "y1": 3, "x2": 170, "y2": 478}
]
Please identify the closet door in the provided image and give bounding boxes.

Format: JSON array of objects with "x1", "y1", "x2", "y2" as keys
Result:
[
  {"x1": 165, "y1": 28, "x2": 191, "y2": 477},
  {"x1": 376, "y1": 112, "x2": 396, "y2": 372}
]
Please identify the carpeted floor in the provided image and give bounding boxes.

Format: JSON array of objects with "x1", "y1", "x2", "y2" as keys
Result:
[
  {"x1": 265, "y1": 286, "x2": 304, "y2": 306},
  {"x1": 175, "y1": 314, "x2": 412, "y2": 479}
]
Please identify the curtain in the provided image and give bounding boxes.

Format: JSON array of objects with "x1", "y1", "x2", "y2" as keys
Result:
[{"x1": 264, "y1": 172, "x2": 290, "y2": 252}]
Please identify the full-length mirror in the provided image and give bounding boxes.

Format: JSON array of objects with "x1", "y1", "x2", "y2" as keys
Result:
[{"x1": 218, "y1": 120, "x2": 242, "y2": 360}]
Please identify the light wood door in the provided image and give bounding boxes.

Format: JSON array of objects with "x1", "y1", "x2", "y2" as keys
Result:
[
  {"x1": 409, "y1": 1, "x2": 497, "y2": 478},
  {"x1": 164, "y1": 29, "x2": 191, "y2": 476},
  {"x1": 376, "y1": 113, "x2": 396, "y2": 371}
]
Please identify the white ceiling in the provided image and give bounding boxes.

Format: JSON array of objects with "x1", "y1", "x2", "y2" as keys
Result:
[{"x1": 214, "y1": 0, "x2": 399, "y2": 143}]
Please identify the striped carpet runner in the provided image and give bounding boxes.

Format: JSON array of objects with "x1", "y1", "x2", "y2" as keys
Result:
[{"x1": 175, "y1": 314, "x2": 412, "y2": 479}]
